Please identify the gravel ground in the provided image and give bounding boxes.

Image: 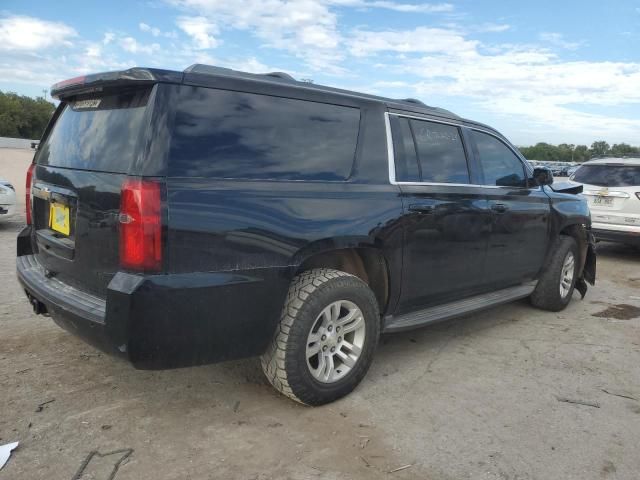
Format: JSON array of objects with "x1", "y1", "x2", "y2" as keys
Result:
[{"x1": 1, "y1": 149, "x2": 639, "y2": 479}]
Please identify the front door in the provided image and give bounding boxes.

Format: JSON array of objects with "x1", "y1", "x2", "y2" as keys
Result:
[{"x1": 468, "y1": 129, "x2": 551, "y2": 289}]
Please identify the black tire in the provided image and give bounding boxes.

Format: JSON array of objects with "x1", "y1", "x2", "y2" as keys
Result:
[
  {"x1": 530, "y1": 236, "x2": 579, "y2": 312},
  {"x1": 261, "y1": 268, "x2": 380, "y2": 406}
]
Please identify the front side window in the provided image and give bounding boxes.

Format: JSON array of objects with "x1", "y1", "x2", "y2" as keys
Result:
[
  {"x1": 169, "y1": 87, "x2": 360, "y2": 180},
  {"x1": 471, "y1": 131, "x2": 526, "y2": 187}
]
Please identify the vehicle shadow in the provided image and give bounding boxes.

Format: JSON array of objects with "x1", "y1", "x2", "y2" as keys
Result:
[{"x1": 594, "y1": 240, "x2": 640, "y2": 260}]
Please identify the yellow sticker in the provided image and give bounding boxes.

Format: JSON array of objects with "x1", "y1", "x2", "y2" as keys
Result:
[{"x1": 49, "y1": 203, "x2": 70, "y2": 236}]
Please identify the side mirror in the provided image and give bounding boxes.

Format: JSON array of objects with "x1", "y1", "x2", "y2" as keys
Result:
[{"x1": 532, "y1": 167, "x2": 553, "y2": 186}]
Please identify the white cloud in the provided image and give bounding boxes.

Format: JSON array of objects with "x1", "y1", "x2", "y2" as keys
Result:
[
  {"x1": 139, "y1": 22, "x2": 178, "y2": 38},
  {"x1": 119, "y1": 36, "x2": 161, "y2": 54},
  {"x1": 349, "y1": 27, "x2": 478, "y2": 56},
  {"x1": 176, "y1": 16, "x2": 219, "y2": 49},
  {"x1": 539, "y1": 32, "x2": 583, "y2": 50},
  {"x1": 169, "y1": 0, "x2": 344, "y2": 70},
  {"x1": 139, "y1": 22, "x2": 161, "y2": 36},
  {"x1": 103, "y1": 32, "x2": 115, "y2": 45},
  {"x1": 0, "y1": 15, "x2": 76, "y2": 51},
  {"x1": 327, "y1": 0, "x2": 454, "y2": 12},
  {"x1": 354, "y1": 25, "x2": 640, "y2": 142},
  {"x1": 475, "y1": 23, "x2": 511, "y2": 33}
]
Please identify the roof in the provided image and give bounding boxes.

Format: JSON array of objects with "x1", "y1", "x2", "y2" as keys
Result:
[
  {"x1": 183, "y1": 64, "x2": 460, "y2": 119},
  {"x1": 583, "y1": 157, "x2": 640, "y2": 166},
  {"x1": 51, "y1": 63, "x2": 461, "y2": 121}
]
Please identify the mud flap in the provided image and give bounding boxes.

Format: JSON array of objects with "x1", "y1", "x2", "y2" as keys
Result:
[{"x1": 576, "y1": 233, "x2": 597, "y2": 299}]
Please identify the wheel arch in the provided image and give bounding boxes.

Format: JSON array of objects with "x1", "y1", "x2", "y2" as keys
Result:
[
  {"x1": 558, "y1": 223, "x2": 590, "y2": 275},
  {"x1": 294, "y1": 247, "x2": 391, "y2": 315}
]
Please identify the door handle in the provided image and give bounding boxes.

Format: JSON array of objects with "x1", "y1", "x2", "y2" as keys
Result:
[
  {"x1": 491, "y1": 203, "x2": 509, "y2": 213},
  {"x1": 408, "y1": 204, "x2": 434, "y2": 214}
]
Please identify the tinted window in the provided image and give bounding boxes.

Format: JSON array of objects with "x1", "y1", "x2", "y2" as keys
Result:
[
  {"x1": 573, "y1": 164, "x2": 640, "y2": 187},
  {"x1": 169, "y1": 87, "x2": 360, "y2": 180},
  {"x1": 390, "y1": 117, "x2": 420, "y2": 182},
  {"x1": 410, "y1": 119, "x2": 469, "y2": 184},
  {"x1": 36, "y1": 88, "x2": 150, "y2": 173},
  {"x1": 472, "y1": 131, "x2": 526, "y2": 187}
]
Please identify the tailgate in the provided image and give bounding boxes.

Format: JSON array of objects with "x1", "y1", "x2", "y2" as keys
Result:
[{"x1": 30, "y1": 86, "x2": 155, "y2": 297}]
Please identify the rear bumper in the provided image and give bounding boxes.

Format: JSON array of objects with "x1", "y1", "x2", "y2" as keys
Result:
[
  {"x1": 17, "y1": 246, "x2": 288, "y2": 369},
  {"x1": 0, "y1": 203, "x2": 16, "y2": 218},
  {"x1": 592, "y1": 224, "x2": 640, "y2": 246}
]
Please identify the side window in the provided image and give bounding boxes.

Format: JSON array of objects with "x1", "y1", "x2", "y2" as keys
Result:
[
  {"x1": 471, "y1": 131, "x2": 527, "y2": 187},
  {"x1": 390, "y1": 116, "x2": 420, "y2": 182},
  {"x1": 409, "y1": 119, "x2": 470, "y2": 184},
  {"x1": 169, "y1": 87, "x2": 360, "y2": 180}
]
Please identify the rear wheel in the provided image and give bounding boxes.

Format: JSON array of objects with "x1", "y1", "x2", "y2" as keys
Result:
[
  {"x1": 530, "y1": 236, "x2": 579, "y2": 311},
  {"x1": 261, "y1": 268, "x2": 380, "y2": 405}
]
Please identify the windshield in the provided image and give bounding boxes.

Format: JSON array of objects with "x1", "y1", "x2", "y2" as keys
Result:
[
  {"x1": 572, "y1": 164, "x2": 640, "y2": 187},
  {"x1": 36, "y1": 88, "x2": 151, "y2": 174}
]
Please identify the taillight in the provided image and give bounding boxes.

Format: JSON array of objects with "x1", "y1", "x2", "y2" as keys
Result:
[
  {"x1": 119, "y1": 178, "x2": 163, "y2": 271},
  {"x1": 25, "y1": 163, "x2": 35, "y2": 225}
]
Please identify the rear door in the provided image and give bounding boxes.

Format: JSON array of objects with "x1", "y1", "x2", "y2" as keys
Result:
[
  {"x1": 468, "y1": 129, "x2": 550, "y2": 289},
  {"x1": 390, "y1": 114, "x2": 491, "y2": 312},
  {"x1": 31, "y1": 86, "x2": 159, "y2": 297}
]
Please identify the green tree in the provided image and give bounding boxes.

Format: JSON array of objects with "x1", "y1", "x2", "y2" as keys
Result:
[
  {"x1": 0, "y1": 91, "x2": 55, "y2": 139},
  {"x1": 609, "y1": 143, "x2": 639, "y2": 157},
  {"x1": 590, "y1": 141, "x2": 610, "y2": 156},
  {"x1": 573, "y1": 145, "x2": 589, "y2": 162}
]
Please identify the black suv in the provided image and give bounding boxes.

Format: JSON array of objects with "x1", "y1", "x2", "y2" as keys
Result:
[{"x1": 17, "y1": 65, "x2": 596, "y2": 405}]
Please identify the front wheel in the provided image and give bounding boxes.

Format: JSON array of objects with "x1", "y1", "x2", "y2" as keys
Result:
[
  {"x1": 530, "y1": 236, "x2": 579, "y2": 311},
  {"x1": 261, "y1": 268, "x2": 380, "y2": 406}
]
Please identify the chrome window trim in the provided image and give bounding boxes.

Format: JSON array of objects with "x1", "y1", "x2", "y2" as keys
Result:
[{"x1": 384, "y1": 111, "x2": 534, "y2": 189}]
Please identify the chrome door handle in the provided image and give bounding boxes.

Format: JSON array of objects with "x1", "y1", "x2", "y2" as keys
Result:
[
  {"x1": 491, "y1": 203, "x2": 509, "y2": 213},
  {"x1": 408, "y1": 204, "x2": 434, "y2": 214}
]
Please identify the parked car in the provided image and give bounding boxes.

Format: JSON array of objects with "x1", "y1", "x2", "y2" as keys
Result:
[
  {"x1": 16, "y1": 65, "x2": 596, "y2": 405},
  {"x1": 571, "y1": 158, "x2": 640, "y2": 247},
  {"x1": 0, "y1": 179, "x2": 16, "y2": 221}
]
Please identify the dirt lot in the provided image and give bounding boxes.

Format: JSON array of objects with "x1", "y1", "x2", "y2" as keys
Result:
[{"x1": 1, "y1": 148, "x2": 640, "y2": 479}]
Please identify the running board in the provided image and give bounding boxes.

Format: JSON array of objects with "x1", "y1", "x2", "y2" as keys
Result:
[{"x1": 383, "y1": 282, "x2": 537, "y2": 333}]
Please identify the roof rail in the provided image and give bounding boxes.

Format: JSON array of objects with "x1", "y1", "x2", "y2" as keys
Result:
[
  {"x1": 263, "y1": 71, "x2": 296, "y2": 81},
  {"x1": 184, "y1": 64, "x2": 297, "y2": 83},
  {"x1": 400, "y1": 98, "x2": 428, "y2": 107}
]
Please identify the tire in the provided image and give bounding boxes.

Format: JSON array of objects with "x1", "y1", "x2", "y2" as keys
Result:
[
  {"x1": 261, "y1": 268, "x2": 380, "y2": 406},
  {"x1": 530, "y1": 236, "x2": 579, "y2": 312}
]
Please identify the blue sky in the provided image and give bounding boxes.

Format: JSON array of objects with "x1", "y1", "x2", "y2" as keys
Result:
[{"x1": 1, "y1": 0, "x2": 639, "y2": 146}]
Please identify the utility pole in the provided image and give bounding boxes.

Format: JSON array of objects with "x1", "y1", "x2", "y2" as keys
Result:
[{"x1": 42, "y1": 89, "x2": 47, "y2": 100}]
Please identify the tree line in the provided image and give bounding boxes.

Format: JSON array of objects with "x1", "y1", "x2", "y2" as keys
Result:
[
  {"x1": 0, "y1": 91, "x2": 56, "y2": 139},
  {"x1": 518, "y1": 141, "x2": 640, "y2": 163}
]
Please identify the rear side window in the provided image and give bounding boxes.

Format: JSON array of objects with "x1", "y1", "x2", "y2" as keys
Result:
[
  {"x1": 36, "y1": 88, "x2": 151, "y2": 173},
  {"x1": 573, "y1": 164, "x2": 640, "y2": 187},
  {"x1": 169, "y1": 87, "x2": 360, "y2": 180},
  {"x1": 410, "y1": 119, "x2": 470, "y2": 184},
  {"x1": 471, "y1": 130, "x2": 526, "y2": 187}
]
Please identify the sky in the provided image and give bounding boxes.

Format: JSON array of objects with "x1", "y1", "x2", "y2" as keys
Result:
[{"x1": 1, "y1": 0, "x2": 639, "y2": 146}]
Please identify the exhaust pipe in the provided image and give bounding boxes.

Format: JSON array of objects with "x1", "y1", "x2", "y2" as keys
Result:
[{"x1": 26, "y1": 292, "x2": 48, "y2": 316}]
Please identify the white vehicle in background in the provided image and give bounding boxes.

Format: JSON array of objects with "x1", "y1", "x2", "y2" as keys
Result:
[
  {"x1": 571, "y1": 158, "x2": 640, "y2": 247},
  {"x1": 0, "y1": 179, "x2": 17, "y2": 221}
]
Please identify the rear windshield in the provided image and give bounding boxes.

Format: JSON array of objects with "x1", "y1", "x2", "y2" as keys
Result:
[
  {"x1": 169, "y1": 87, "x2": 360, "y2": 181},
  {"x1": 572, "y1": 164, "x2": 640, "y2": 187},
  {"x1": 36, "y1": 88, "x2": 151, "y2": 173}
]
